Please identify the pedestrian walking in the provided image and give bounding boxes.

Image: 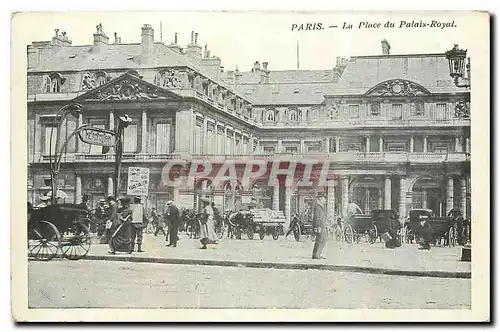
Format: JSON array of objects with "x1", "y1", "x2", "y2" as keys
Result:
[
  {"x1": 165, "y1": 200, "x2": 180, "y2": 247},
  {"x1": 130, "y1": 196, "x2": 147, "y2": 252},
  {"x1": 101, "y1": 196, "x2": 118, "y2": 244},
  {"x1": 199, "y1": 197, "x2": 217, "y2": 249},
  {"x1": 108, "y1": 197, "x2": 134, "y2": 254},
  {"x1": 312, "y1": 192, "x2": 328, "y2": 259},
  {"x1": 152, "y1": 208, "x2": 166, "y2": 236},
  {"x1": 418, "y1": 217, "x2": 432, "y2": 250}
]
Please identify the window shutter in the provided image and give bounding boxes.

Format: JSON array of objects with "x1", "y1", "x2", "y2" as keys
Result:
[
  {"x1": 42, "y1": 76, "x2": 51, "y2": 93},
  {"x1": 123, "y1": 124, "x2": 138, "y2": 153}
]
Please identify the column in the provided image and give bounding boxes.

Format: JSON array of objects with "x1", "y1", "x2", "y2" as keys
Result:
[
  {"x1": 214, "y1": 123, "x2": 220, "y2": 154},
  {"x1": 399, "y1": 177, "x2": 406, "y2": 224},
  {"x1": 109, "y1": 111, "x2": 115, "y2": 131},
  {"x1": 378, "y1": 188, "x2": 383, "y2": 209},
  {"x1": 379, "y1": 136, "x2": 384, "y2": 152},
  {"x1": 384, "y1": 176, "x2": 391, "y2": 210},
  {"x1": 365, "y1": 136, "x2": 371, "y2": 152},
  {"x1": 447, "y1": 176, "x2": 454, "y2": 214},
  {"x1": 423, "y1": 136, "x2": 428, "y2": 153},
  {"x1": 300, "y1": 139, "x2": 305, "y2": 153},
  {"x1": 75, "y1": 175, "x2": 82, "y2": 204},
  {"x1": 324, "y1": 137, "x2": 330, "y2": 153},
  {"x1": 455, "y1": 137, "x2": 461, "y2": 152},
  {"x1": 465, "y1": 137, "x2": 470, "y2": 154},
  {"x1": 173, "y1": 187, "x2": 180, "y2": 202},
  {"x1": 202, "y1": 117, "x2": 208, "y2": 153},
  {"x1": 224, "y1": 127, "x2": 228, "y2": 154},
  {"x1": 277, "y1": 139, "x2": 283, "y2": 153},
  {"x1": 409, "y1": 136, "x2": 414, "y2": 153},
  {"x1": 327, "y1": 181, "x2": 335, "y2": 222},
  {"x1": 107, "y1": 176, "x2": 114, "y2": 197},
  {"x1": 365, "y1": 188, "x2": 370, "y2": 213},
  {"x1": 422, "y1": 189, "x2": 428, "y2": 209},
  {"x1": 335, "y1": 137, "x2": 341, "y2": 152},
  {"x1": 248, "y1": 134, "x2": 254, "y2": 154},
  {"x1": 232, "y1": 131, "x2": 236, "y2": 155},
  {"x1": 272, "y1": 180, "x2": 280, "y2": 211},
  {"x1": 141, "y1": 110, "x2": 147, "y2": 153},
  {"x1": 342, "y1": 176, "x2": 349, "y2": 215},
  {"x1": 285, "y1": 186, "x2": 292, "y2": 223},
  {"x1": 77, "y1": 113, "x2": 83, "y2": 152}
]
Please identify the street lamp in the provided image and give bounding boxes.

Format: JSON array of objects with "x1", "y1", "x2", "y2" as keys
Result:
[
  {"x1": 445, "y1": 44, "x2": 471, "y2": 89},
  {"x1": 113, "y1": 115, "x2": 133, "y2": 198},
  {"x1": 445, "y1": 44, "x2": 472, "y2": 261},
  {"x1": 48, "y1": 103, "x2": 82, "y2": 205}
]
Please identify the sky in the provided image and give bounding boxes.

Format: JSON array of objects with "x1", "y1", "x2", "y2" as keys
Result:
[{"x1": 15, "y1": 11, "x2": 483, "y2": 71}]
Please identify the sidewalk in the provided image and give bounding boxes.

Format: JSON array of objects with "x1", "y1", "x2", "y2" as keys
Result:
[{"x1": 80, "y1": 233, "x2": 471, "y2": 279}]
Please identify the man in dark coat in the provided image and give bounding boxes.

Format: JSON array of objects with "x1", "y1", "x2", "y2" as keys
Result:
[
  {"x1": 312, "y1": 192, "x2": 328, "y2": 259},
  {"x1": 418, "y1": 217, "x2": 433, "y2": 250},
  {"x1": 152, "y1": 208, "x2": 166, "y2": 236},
  {"x1": 165, "y1": 200, "x2": 180, "y2": 247}
]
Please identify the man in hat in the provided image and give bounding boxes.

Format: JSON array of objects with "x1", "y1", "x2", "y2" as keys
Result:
[
  {"x1": 130, "y1": 196, "x2": 147, "y2": 252},
  {"x1": 36, "y1": 195, "x2": 50, "y2": 208},
  {"x1": 165, "y1": 200, "x2": 180, "y2": 247},
  {"x1": 312, "y1": 192, "x2": 328, "y2": 259},
  {"x1": 103, "y1": 196, "x2": 118, "y2": 244}
]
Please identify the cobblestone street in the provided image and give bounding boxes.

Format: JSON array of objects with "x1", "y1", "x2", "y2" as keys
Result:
[{"x1": 28, "y1": 259, "x2": 470, "y2": 309}]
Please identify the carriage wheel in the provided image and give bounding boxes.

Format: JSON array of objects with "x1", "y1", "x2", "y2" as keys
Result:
[
  {"x1": 259, "y1": 228, "x2": 265, "y2": 240},
  {"x1": 246, "y1": 226, "x2": 254, "y2": 240},
  {"x1": 272, "y1": 227, "x2": 280, "y2": 240},
  {"x1": 293, "y1": 224, "x2": 301, "y2": 242},
  {"x1": 344, "y1": 225, "x2": 354, "y2": 244},
  {"x1": 28, "y1": 220, "x2": 61, "y2": 261},
  {"x1": 448, "y1": 227, "x2": 456, "y2": 247},
  {"x1": 368, "y1": 225, "x2": 378, "y2": 244},
  {"x1": 61, "y1": 222, "x2": 91, "y2": 260},
  {"x1": 334, "y1": 227, "x2": 343, "y2": 242}
]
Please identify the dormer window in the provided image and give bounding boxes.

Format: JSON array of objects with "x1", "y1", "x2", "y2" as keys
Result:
[
  {"x1": 289, "y1": 109, "x2": 298, "y2": 122},
  {"x1": 42, "y1": 73, "x2": 64, "y2": 93},
  {"x1": 95, "y1": 71, "x2": 108, "y2": 87},
  {"x1": 266, "y1": 109, "x2": 275, "y2": 122}
]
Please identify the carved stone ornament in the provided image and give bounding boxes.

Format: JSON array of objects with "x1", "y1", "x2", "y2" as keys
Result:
[
  {"x1": 455, "y1": 101, "x2": 470, "y2": 118},
  {"x1": 366, "y1": 79, "x2": 431, "y2": 97},
  {"x1": 370, "y1": 102, "x2": 380, "y2": 116},
  {"x1": 77, "y1": 74, "x2": 181, "y2": 102},
  {"x1": 156, "y1": 69, "x2": 183, "y2": 89},
  {"x1": 81, "y1": 71, "x2": 97, "y2": 91}
]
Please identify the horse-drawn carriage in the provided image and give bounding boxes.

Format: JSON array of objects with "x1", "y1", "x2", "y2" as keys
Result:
[
  {"x1": 403, "y1": 209, "x2": 457, "y2": 247},
  {"x1": 227, "y1": 209, "x2": 286, "y2": 240},
  {"x1": 28, "y1": 203, "x2": 92, "y2": 261},
  {"x1": 289, "y1": 213, "x2": 316, "y2": 242},
  {"x1": 339, "y1": 213, "x2": 378, "y2": 244}
]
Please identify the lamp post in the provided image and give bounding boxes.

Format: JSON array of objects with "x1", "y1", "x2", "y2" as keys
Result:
[
  {"x1": 48, "y1": 103, "x2": 82, "y2": 205},
  {"x1": 445, "y1": 44, "x2": 472, "y2": 261},
  {"x1": 113, "y1": 115, "x2": 133, "y2": 198}
]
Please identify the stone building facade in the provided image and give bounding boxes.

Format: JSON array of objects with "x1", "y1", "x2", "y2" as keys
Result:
[{"x1": 27, "y1": 24, "x2": 471, "y2": 222}]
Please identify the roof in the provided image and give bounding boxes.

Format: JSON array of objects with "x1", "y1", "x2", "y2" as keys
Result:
[
  {"x1": 235, "y1": 82, "x2": 337, "y2": 105},
  {"x1": 236, "y1": 69, "x2": 340, "y2": 85},
  {"x1": 328, "y1": 54, "x2": 464, "y2": 95},
  {"x1": 29, "y1": 43, "x2": 198, "y2": 72}
]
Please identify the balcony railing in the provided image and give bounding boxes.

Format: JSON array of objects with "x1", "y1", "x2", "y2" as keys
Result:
[{"x1": 33, "y1": 152, "x2": 467, "y2": 164}]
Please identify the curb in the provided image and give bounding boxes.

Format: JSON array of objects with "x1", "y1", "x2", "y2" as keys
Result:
[{"x1": 69, "y1": 254, "x2": 471, "y2": 279}]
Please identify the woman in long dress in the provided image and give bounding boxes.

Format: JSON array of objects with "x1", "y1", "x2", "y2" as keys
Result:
[
  {"x1": 199, "y1": 198, "x2": 217, "y2": 249},
  {"x1": 108, "y1": 197, "x2": 134, "y2": 254}
]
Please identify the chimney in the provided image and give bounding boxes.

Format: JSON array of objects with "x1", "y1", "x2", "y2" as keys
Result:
[
  {"x1": 114, "y1": 32, "x2": 121, "y2": 44},
  {"x1": 91, "y1": 23, "x2": 109, "y2": 53},
  {"x1": 234, "y1": 66, "x2": 242, "y2": 86},
  {"x1": 381, "y1": 39, "x2": 391, "y2": 55},
  {"x1": 141, "y1": 24, "x2": 154, "y2": 65},
  {"x1": 51, "y1": 28, "x2": 72, "y2": 47},
  {"x1": 167, "y1": 32, "x2": 183, "y2": 54},
  {"x1": 186, "y1": 31, "x2": 202, "y2": 63},
  {"x1": 260, "y1": 61, "x2": 270, "y2": 84}
]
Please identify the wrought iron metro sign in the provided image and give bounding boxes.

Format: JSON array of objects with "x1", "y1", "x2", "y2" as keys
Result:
[{"x1": 78, "y1": 127, "x2": 117, "y2": 147}]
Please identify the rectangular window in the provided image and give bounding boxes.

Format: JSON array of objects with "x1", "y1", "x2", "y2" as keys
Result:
[
  {"x1": 391, "y1": 104, "x2": 403, "y2": 119},
  {"x1": 349, "y1": 105, "x2": 360, "y2": 118},
  {"x1": 412, "y1": 102, "x2": 425, "y2": 116},
  {"x1": 43, "y1": 178, "x2": 52, "y2": 187},
  {"x1": 194, "y1": 124, "x2": 202, "y2": 154},
  {"x1": 123, "y1": 124, "x2": 138, "y2": 153},
  {"x1": 263, "y1": 147, "x2": 275, "y2": 154},
  {"x1": 188, "y1": 76, "x2": 194, "y2": 89},
  {"x1": 436, "y1": 103, "x2": 447, "y2": 119},
  {"x1": 307, "y1": 146, "x2": 321, "y2": 152},
  {"x1": 433, "y1": 145, "x2": 448, "y2": 153},
  {"x1": 217, "y1": 132, "x2": 224, "y2": 154},
  {"x1": 387, "y1": 143, "x2": 407, "y2": 152},
  {"x1": 44, "y1": 125, "x2": 57, "y2": 155},
  {"x1": 285, "y1": 146, "x2": 298, "y2": 153},
  {"x1": 155, "y1": 123, "x2": 171, "y2": 154}
]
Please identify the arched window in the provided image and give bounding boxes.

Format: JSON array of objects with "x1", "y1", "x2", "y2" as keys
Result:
[
  {"x1": 266, "y1": 109, "x2": 275, "y2": 122},
  {"x1": 42, "y1": 73, "x2": 64, "y2": 93},
  {"x1": 310, "y1": 108, "x2": 318, "y2": 121},
  {"x1": 289, "y1": 109, "x2": 298, "y2": 122},
  {"x1": 95, "y1": 71, "x2": 108, "y2": 87}
]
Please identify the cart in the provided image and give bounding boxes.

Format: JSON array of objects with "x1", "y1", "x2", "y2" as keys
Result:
[
  {"x1": 404, "y1": 209, "x2": 457, "y2": 247},
  {"x1": 28, "y1": 203, "x2": 92, "y2": 261},
  {"x1": 369, "y1": 210, "x2": 401, "y2": 244},
  {"x1": 289, "y1": 213, "x2": 316, "y2": 242},
  {"x1": 342, "y1": 213, "x2": 377, "y2": 244},
  {"x1": 247, "y1": 209, "x2": 286, "y2": 240}
]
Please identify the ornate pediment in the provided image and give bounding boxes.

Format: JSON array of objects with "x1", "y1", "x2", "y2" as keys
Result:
[
  {"x1": 365, "y1": 79, "x2": 431, "y2": 97},
  {"x1": 75, "y1": 72, "x2": 182, "y2": 102}
]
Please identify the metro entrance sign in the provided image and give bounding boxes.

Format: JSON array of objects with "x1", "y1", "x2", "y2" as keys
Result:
[{"x1": 78, "y1": 127, "x2": 117, "y2": 147}]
